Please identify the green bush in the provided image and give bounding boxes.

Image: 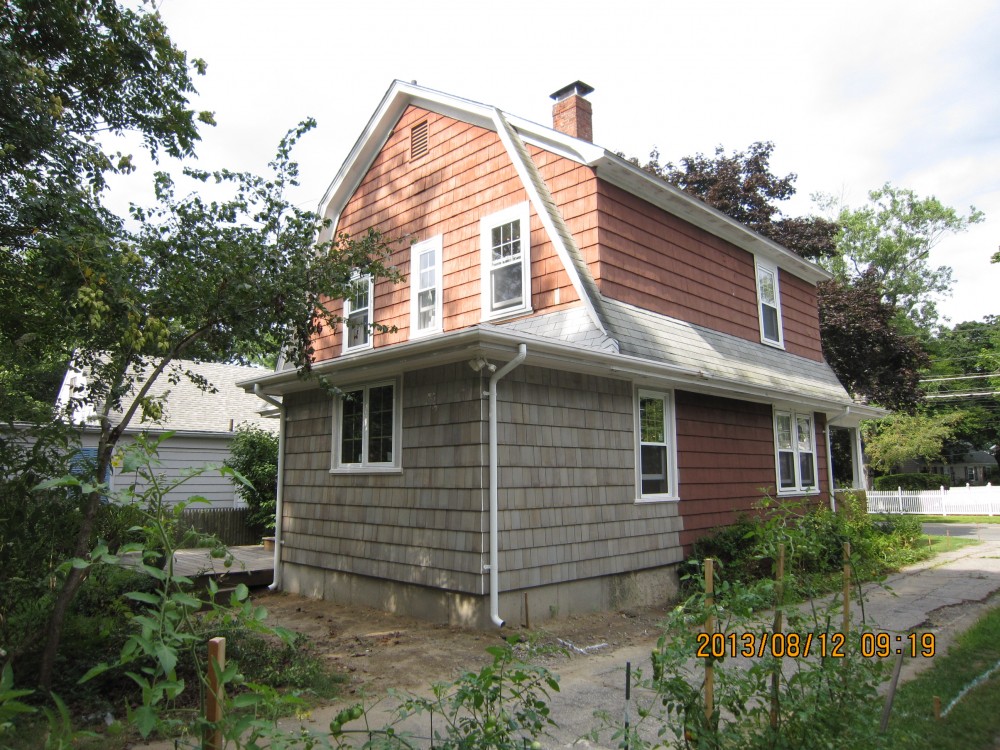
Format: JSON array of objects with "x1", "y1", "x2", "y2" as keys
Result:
[
  {"x1": 225, "y1": 424, "x2": 278, "y2": 532},
  {"x1": 874, "y1": 472, "x2": 950, "y2": 490}
]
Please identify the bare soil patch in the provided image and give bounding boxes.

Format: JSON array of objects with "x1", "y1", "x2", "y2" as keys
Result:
[{"x1": 255, "y1": 589, "x2": 670, "y2": 697}]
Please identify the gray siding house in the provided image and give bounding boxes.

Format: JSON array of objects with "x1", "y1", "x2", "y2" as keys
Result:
[{"x1": 59, "y1": 360, "x2": 275, "y2": 507}]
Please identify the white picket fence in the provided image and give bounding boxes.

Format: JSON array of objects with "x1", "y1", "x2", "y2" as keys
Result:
[{"x1": 867, "y1": 483, "x2": 1000, "y2": 516}]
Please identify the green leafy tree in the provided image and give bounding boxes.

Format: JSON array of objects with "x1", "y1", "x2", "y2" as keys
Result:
[
  {"x1": 862, "y1": 410, "x2": 967, "y2": 473},
  {"x1": 226, "y1": 425, "x2": 279, "y2": 532},
  {"x1": 30, "y1": 123, "x2": 400, "y2": 688},
  {"x1": 820, "y1": 183, "x2": 984, "y2": 328}
]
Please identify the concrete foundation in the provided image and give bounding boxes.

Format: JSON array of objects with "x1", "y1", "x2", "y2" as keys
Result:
[{"x1": 279, "y1": 561, "x2": 680, "y2": 629}]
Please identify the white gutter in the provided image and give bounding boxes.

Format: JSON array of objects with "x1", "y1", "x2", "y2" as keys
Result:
[
  {"x1": 253, "y1": 385, "x2": 285, "y2": 591},
  {"x1": 487, "y1": 344, "x2": 527, "y2": 627}
]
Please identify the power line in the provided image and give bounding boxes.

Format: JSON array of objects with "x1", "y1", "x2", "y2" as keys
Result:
[{"x1": 921, "y1": 373, "x2": 1000, "y2": 383}]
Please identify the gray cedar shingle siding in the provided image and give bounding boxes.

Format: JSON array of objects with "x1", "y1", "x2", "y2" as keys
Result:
[{"x1": 280, "y1": 362, "x2": 684, "y2": 599}]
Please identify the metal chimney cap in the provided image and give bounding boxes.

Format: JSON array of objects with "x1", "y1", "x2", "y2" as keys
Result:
[{"x1": 550, "y1": 81, "x2": 595, "y2": 101}]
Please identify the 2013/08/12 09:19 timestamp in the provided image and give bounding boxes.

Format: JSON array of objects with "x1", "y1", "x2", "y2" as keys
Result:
[{"x1": 695, "y1": 631, "x2": 936, "y2": 659}]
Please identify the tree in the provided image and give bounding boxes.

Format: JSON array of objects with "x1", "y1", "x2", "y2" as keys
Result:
[
  {"x1": 1, "y1": 0, "x2": 211, "y2": 422},
  {"x1": 820, "y1": 183, "x2": 984, "y2": 328},
  {"x1": 637, "y1": 141, "x2": 838, "y2": 260},
  {"x1": 817, "y1": 271, "x2": 928, "y2": 412},
  {"x1": 30, "y1": 122, "x2": 400, "y2": 687},
  {"x1": 862, "y1": 410, "x2": 966, "y2": 473}
]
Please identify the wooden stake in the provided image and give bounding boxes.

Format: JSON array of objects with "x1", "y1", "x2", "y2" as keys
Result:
[
  {"x1": 770, "y1": 543, "x2": 785, "y2": 730},
  {"x1": 704, "y1": 558, "x2": 714, "y2": 723},
  {"x1": 524, "y1": 592, "x2": 531, "y2": 629},
  {"x1": 842, "y1": 541, "x2": 851, "y2": 635},
  {"x1": 933, "y1": 695, "x2": 942, "y2": 721},
  {"x1": 879, "y1": 650, "x2": 905, "y2": 733},
  {"x1": 206, "y1": 636, "x2": 226, "y2": 750}
]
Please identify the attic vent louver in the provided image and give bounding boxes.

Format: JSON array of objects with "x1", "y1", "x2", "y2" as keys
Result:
[{"x1": 411, "y1": 120, "x2": 429, "y2": 159}]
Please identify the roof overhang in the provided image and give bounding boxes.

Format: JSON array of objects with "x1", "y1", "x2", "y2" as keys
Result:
[{"x1": 238, "y1": 327, "x2": 883, "y2": 421}]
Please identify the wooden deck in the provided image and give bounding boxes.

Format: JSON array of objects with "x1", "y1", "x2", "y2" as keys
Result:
[{"x1": 120, "y1": 545, "x2": 274, "y2": 589}]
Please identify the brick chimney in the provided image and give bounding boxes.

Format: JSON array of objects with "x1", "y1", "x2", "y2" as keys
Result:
[{"x1": 550, "y1": 81, "x2": 594, "y2": 142}]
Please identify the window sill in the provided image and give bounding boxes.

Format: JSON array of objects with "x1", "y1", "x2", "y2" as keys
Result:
[
  {"x1": 777, "y1": 488, "x2": 820, "y2": 497},
  {"x1": 330, "y1": 466, "x2": 403, "y2": 475},
  {"x1": 635, "y1": 496, "x2": 680, "y2": 504},
  {"x1": 761, "y1": 338, "x2": 785, "y2": 350},
  {"x1": 482, "y1": 306, "x2": 533, "y2": 324}
]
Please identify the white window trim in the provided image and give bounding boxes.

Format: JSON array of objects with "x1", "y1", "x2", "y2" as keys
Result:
[
  {"x1": 480, "y1": 202, "x2": 532, "y2": 321},
  {"x1": 634, "y1": 388, "x2": 679, "y2": 503},
  {"x1": 754, "y1": 257, "x2": 784, "y2": 349},
  {"x1": 773, "y1": 408, "x2": 819, "y2": 494},
  {"x1": 331, "y1": 378, "x2": 403, "y2": 474},
  {"x1": 409, "y1": 235, "x2": 443, "y2": 338},
  {"x1": 342, "y1": 273, "x2": 374, "y2": 354}
]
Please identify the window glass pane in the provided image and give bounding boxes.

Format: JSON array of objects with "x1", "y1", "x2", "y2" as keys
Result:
[
  {"x1": 417, "y1": 288, "x2": 435, "y2": 330},
  {"x1": 491, "y1": 263, "x2": 522, "y2": 310},
  {"x1": 340, "y1": 390, "x2": 363, "y2": 464},
  {"x1": 639, "y1": 397, "x2": 665, "y2": 443},
  {"x1": 640, "y1": 444, "x2": 668, "y2": 495},
  {"x1": 762, "y1": 304, "x2": 780, "y2": 342},
  {"x1": 778, "y1": 451, "x2": 796, "y2": 488},
  {"x1": 796, "y1": 416, "x2": 812, "y2": 452},
  {"x1": 800, "y1": 452, "x2": 815, "y2": 487},
  {"x1": 347, "y1": 309, "x2": 368, "y2": 347},
  {"x1": 491, "y1": 220, "x2": 521, "y2": 264},
  {"x1": 367, "y1": 385, "x2": 394, "y2": 464},
  {"x1": 351, "y1": 277, "x2": 369, "y2": 310},
  {"x1": 757, "y1": 267, "x2": 776, "y2": 305},
  {"x1": 776, "y1": 414, "x2": 792, "y2": 450}
]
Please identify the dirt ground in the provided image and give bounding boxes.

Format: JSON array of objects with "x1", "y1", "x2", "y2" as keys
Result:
[{"x1": 255, "y1": 589, "x2": 671, "y2": 697}]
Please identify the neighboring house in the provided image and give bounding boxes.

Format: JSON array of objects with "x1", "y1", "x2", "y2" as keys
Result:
[
  {"x1": 58, "y1": 360, "x2": 275, "y2": 507},
  {"x1": 241, "y1": 80, "x2": 882, "y2": 627},
  {"x1": 902, "y1": 449, "x2": 998, "y2": 486}
]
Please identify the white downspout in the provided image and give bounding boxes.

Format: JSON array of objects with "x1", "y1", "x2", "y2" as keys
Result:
[
  {"x1": 253, "y1": 385, "x2": 285, "y2": 591},
  {"x1": 487, "y1": 344, "x2": 527, "y2": 628}
]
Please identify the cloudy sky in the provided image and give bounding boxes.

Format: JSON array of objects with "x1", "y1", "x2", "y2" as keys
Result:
[{"x1": 124, "y1": 0, "x2": 998, "y2": 325}]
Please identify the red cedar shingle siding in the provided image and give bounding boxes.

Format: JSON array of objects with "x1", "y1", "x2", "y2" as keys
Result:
[
  {"x1": 778, "y1": 271, "x2": 825, "y2": 361},
  {"x1": 675, "y1": 391, "x2": 829, "y2": 548},
  {"x1": 311, "y1": 107, "x2": 578, "y2": 362}
]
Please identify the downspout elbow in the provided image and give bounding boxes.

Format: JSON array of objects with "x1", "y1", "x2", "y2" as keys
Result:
[{"x1": 488, "y1": 344, "x2": 527, "y2": 628}]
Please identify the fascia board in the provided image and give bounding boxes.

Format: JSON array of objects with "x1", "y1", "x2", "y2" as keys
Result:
[{"x1": 590, "y1": 154, "x2": 833, "y2": 285}]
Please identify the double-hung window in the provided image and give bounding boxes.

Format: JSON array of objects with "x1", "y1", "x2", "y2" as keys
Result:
[
  {"x1": 343, "y1": 273, "x2": 374, "y2": 353},
  {"x1": 635, "y1": 389, "x2": 678, "y2": 501},
  {"x1": 774, "y1": 410, "x2": 817, "y2": 492},
  {"x1": 410, "y1": 235, "x2": 442, "y2": 337},
  {"x1": 333, "y1": 380, "x2": 400, "y2": 471},
  {"x1": 755, "y1": 258, "x2": 783, "y2": 347},
  {"x1": 480, "y1": 203, "x2": 531, "y2": 319}
]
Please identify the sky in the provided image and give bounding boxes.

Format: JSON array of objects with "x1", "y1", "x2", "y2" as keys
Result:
[{"x1": 119, "y1": 0, "x2": 999, "y2": 325}]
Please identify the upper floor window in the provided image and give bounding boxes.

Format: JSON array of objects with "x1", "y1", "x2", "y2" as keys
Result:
[
  {"x1": 332, "y1": 380, "x2": 401, "y2": 472},
  {"x1": 343, "y1": 273, "x2": 373, "y2": 353},
  {"x1": 635, "y1": 389, "x2": 678, "y2": 502},
  {"x1": 755, "y1": 258, "x2": 783, "y2": 347},
  {"x1": 774, "y1": 409, "x2": 817, "y2": 493},
  {"x1": 480, "y1": 203, "x2": 531, "y2": 320},
  {"x1": 410, "y1": 235, "x2": 442, "y2": 337}
]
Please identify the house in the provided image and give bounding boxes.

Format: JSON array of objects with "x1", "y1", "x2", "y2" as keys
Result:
[
  {"x1": 241, "y1": 80, "x2": 882, "y2": 627},
  {"x1": 58, "y1": 359, "x2": 275, "y2": 507},
  {"x1": 902, "y1": 449, "x2": 998, "y2": 486}
]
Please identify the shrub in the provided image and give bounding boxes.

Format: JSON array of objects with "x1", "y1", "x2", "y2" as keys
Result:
[
  {"x1": 225, "y1": 424, "x2": 278, "y2": 532},
  {"x1": 874, "y1": 472, "x2": 950, "y2": 490}
]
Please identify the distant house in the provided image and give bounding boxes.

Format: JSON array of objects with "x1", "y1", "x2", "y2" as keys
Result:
[
  {"x1": 902, "y1": 449, "x2": 998, "y2": 486},
  {"x1": 242, "y1": 80, "x2": 882, "y2": 627},
  {"x1": 58, "y1": 360, "x2": 275, "y2": 507}
]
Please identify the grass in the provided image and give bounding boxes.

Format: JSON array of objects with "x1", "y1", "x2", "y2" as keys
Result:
[
  {"x1": 922, "y1": 534, "x2": 980, "y2": 555},
  {"x1": 916, "y1": 514, "x2": 1000, "y2": 524},
  {"x1": 886, "y1": 602, "x2": 1000, "y2": 749}
]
